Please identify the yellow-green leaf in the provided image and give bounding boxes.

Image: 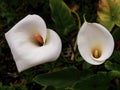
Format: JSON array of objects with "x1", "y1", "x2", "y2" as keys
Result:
[{"x1": 97, "y1": 0, "x2": 120, "y2": 31}]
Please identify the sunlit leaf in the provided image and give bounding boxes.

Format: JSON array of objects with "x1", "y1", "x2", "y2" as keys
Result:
[
  {"x1": 97, "y1": 0, "x2": 120, "y2": 31},
  {"x1": 73, "y1": 72, "x2": 110, "y2": 90},
  {"x1": 50, "y1": 0, "x2": 76, "y2": 35}
]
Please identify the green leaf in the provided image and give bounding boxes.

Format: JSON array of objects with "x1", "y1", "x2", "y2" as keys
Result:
[
  {"x1": 0, "y1": 2, "x2": 16, "y2": 23},
  {"x1": 73, "y1": 72, "x2": 110, "y2": 90},
  {"x1": 82, "y1": 62, "x2": 92, "y2": 70},
  {"x1": 33, "y1": 67, "x2": 94, "y2": 89},
  {"x1": 108, "y1": 70, "x2": 120, "y2": 78},
  {"x1": 113, "y1": 27, "x2": 120, "y2": 42},
  {"x1": 97, "y1": 0, "x2": 120, "y2": 31},
  {"x1": 33, "y1": 67, "x2": 81, "y2": 89},
  {"x1": 42, "y1": 85, "x2": 56, "y2": 90},
  {"x1": 50, "y1": 0, "x2": 76, "y2": 35},
  {"x1": 105, "y1": 61, "x2": 120, "y2": 71},
  {"x1": 111, "y1": 50, "x2": 120, "y2": 63}
]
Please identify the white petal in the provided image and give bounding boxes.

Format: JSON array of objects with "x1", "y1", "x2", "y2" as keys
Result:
[
  {"x1": 5, "y1": 28, "x2": 62, "y2": 72},
  {"x1": 5, "y1": 14, "x2": 47, "y2": 43},
  {"x1": 77, "y1": 22, "x2": 114, "y2": 65}
]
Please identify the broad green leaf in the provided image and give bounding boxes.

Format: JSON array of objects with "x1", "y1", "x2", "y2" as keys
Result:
[
  {"x1": 50, "y1": 0, "x2": 76, "y2": 35},
  {"x1": 97, "y1": 0, "x2": 120, "y2": 31},
  {"x1": 105, "y1": 61, "x2": 120, "y2": 71},
  {"x1": 73, "y1": 72, "x2": 110, "y2": 90},
  {"x1": 33, "y1": 67, "x2": 81, "y2": 89},
  {"x1": 33, "y1": 67, "x2": 93, "y2": 89}
]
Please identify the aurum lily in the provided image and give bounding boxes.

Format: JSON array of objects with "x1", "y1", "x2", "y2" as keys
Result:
[
  {"x1": 77, "y1": 21, "x2": 114, "y2": 65},
  {"x1": 5, "y1": 15, "x2": 62, "y2": 72}
]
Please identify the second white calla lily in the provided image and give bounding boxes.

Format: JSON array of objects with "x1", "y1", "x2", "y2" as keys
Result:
[
  {"x1": 5, "y1": 15, "x2": 62, "y2": 72},
  {"x1": 77, "y1": 22, "x2": 114, "y2": 65}
]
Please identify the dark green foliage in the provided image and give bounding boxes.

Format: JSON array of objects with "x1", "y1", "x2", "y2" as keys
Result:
[
  {"x1": 73, "y1": 72, "x2": 110, "y2": 90},
  {"x1": 50, "y1": 0, "x2": 77, "y2": 36},
  {"x1": 0, "y1": 0, "x2": 120, "y2": 90}
]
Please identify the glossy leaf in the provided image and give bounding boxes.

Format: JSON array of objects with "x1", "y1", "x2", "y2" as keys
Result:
[
  {"x1": 97, "y1": 0, "x2": 120, "y2": 31},
  {"x1": 50, "y1": 0, "x2": 76, "y2": 35},
  {"x1": 73, "y1": 72, "x2": 110, "y2": 90}
]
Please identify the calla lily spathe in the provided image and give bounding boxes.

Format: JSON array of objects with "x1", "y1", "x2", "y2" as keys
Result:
[
  {"x1": 5, "y1": 15, "x2": 62, "y2": 72},
  {"x1": 77, "y1": 22, "x2": 114, "y2": 65}
]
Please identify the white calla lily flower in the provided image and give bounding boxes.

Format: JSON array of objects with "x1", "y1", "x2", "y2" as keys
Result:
[
  {"x1": 5, "y1": 15, "x2": 62, "y2": 72},
  {"x1": 77, "y1": 21, "x2": 114, "y2": 65}
]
